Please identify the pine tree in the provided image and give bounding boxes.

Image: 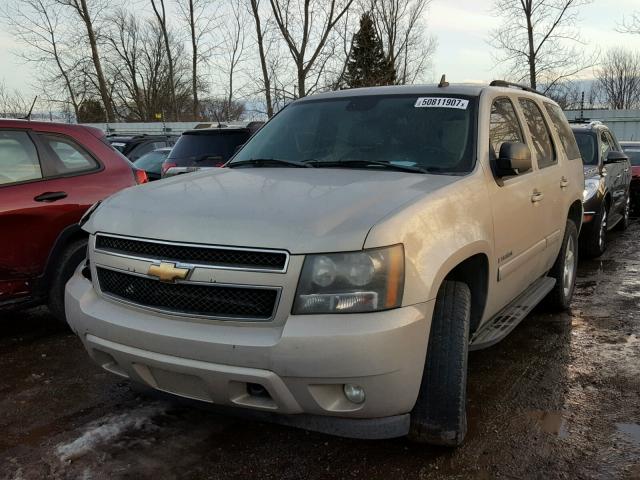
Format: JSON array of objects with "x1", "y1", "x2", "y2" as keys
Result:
[{"x1": 344, "y1": 13, "x2": 396, "y2": 89}]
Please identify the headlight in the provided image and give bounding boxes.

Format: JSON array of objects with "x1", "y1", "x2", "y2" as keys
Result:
[
  {"x1": 292, "y1": 245, "x2": 404, "y2": 314},
  {"x1": 583, "y1": 178, "x2": 600, "y2": 202}
]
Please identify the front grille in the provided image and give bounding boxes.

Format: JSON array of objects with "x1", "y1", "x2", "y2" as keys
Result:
[
  {"x1": 95, "y1": 235, "x2": 287, "y2": 271},
  {"x1": 97, "y1": 268, "x2": 278, "y2": 319}
]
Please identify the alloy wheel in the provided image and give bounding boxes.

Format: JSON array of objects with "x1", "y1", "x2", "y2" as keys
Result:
[{"x1": 563, "y1": 235, "x2": 576, "y2": 299}]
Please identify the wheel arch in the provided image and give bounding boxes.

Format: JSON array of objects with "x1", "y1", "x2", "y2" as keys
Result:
[
  {"x1": 39, "y1": 224, "x2": 88, "y2": 297},
  {"x1": 430, "y1": 250, "x2": 490, "y2": 334},
  {"x1": 567, "y1": 200, "x2": 583, "y2": 234}
]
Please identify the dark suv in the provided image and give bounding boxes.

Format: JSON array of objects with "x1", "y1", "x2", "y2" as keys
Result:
[
  {"x1": 571, "y1": 121, "x2": 632, "y2": 257},
  {"x1": 107, "y1": 134, "x2": 178, "y2": 161},
  {"x1": 161, "y1": 123, "x2": 263, "y2": 178}
]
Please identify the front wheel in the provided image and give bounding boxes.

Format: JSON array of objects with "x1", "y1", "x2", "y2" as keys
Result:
[
  {"x1": 581, "y1": 202, "x2": 608, "y2": 258},
  {"x1": 545, "y1": 220, "x2": 578, "y2": 311},
  {"x1": 48, "y1": 239, "x2": 87, "y2": 324},
  {"x1": 409, "y1": 280, "x2": 471, "y2": 446}
]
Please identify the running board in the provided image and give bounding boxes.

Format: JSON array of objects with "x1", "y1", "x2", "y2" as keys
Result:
[{"x1": 469, "y1": 277, "x2": 556, "y2": 351}]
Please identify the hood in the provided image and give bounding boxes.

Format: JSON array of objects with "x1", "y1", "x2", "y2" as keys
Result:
[{"x1": 85, "y1": 168, "x2": 462, "y2": 253}]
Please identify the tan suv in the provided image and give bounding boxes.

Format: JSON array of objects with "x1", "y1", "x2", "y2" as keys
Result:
[{"x1": 66, "y1": 82, "x2": 583, "y2": 446}]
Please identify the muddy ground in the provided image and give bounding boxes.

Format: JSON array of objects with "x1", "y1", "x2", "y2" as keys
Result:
[{"x1": 1, "y1": 223, "x2": 639, "y2": 480}]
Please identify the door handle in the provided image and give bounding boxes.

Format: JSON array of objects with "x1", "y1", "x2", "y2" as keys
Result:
[
  {"x1": 531, "y1": 191, "x2": 544, "y2": 203},
  {"x1": 560, "y1": 177, "x2": 569, "y2": 188},
  {"x1": 34, "y1": 191, "x2": 67, "y2": 202}
]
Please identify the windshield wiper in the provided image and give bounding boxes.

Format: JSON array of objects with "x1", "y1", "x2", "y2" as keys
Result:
[
  {"x1": 309, "y1": 159, "x2": 429, "y2": 173},
  {"x1": 228, "y1": 158, "x2": 314, "y2": 168}
]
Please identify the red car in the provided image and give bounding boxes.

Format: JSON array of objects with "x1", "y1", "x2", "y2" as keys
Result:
[
  {"x1": 620, "y1": 141, "x2": 640, "y2": 213},
  {"x1": 0, "y1": 120, "x2": 146, "y2": 321}
]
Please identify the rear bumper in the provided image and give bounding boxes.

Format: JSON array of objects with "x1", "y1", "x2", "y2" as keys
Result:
[{"x1": 65, "y1": 269, "x2": 434, "y2": 438}]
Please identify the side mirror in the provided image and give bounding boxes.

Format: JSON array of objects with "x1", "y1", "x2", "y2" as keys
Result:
[
  {"x1": 496, "y1": 142, "x2": 532, "y2": 176},
  {"x1": 604, "y1": 150, "x2": 628, "y2": 164}
]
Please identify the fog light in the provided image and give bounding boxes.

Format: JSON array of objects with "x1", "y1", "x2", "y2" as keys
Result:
[{"x1": 343, "y1": 384, "x2": 365, "y2": 404}]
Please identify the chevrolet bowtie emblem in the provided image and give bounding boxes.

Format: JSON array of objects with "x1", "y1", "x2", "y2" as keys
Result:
[{"x1": 147, "y1": 262, "x2": 190, "y2": 282}]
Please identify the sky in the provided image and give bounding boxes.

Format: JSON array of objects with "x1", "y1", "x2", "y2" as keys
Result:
[{"x1": 1, "y1": 0, "x2": 640, "y2": 97}]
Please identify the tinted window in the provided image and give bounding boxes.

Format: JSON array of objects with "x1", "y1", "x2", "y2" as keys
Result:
[
  {"x1": 133, "y1": 149, "x2": 170, "y2": 174},
  {"x1": 574, "y1": 132, "x2": 597, "y2": 165},
  {"x1": 490, "y1": 98, "x2": 524, "y2": 159},
  {"x1": 169, "y1": 131, "x2": 250, "y2": 166},
  {"x1": 233, "y1": 95, "x2": 477, "y2": 173},
  {"x1": 544, "y1": 103, "x2": 581, "y2": 160},
  {"x1": 39, "y1": 134, "x2": 99, "y2": 175},
  {"x1": 519, "y1": 99, "x2": 556, "y2": 168},
  {"x1": 0, "y1": 131, "x2": 42, "y2": 185}
]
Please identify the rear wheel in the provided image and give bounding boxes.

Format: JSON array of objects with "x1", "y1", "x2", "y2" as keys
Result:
[
  {"x1": 545, "y1": 220, "x2": 578, "y2": 311},
  {"x1": 581, "y1": 202, "x2": 608, "y2": 258},
  {"x1": 47, "y1": 238, "x2": 87, "y2": 324},
  {"x1": 409, "y1": 280, "x2": 471, "y2": 447}
]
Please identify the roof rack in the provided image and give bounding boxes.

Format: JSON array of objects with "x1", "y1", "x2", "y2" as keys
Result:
[{"x1": 489, "y1": 80, "x2": 545, "y2": 97}]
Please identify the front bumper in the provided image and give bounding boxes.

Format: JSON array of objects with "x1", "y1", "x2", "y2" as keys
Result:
[{"x1": 65, "y1": 269, "x2": 434, "y2": 438}]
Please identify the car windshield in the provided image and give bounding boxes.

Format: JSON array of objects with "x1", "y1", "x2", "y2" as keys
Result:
[
  {"x1": 622, "y1": 145, "x2": 640, "y2": 166},
  {"x1": 134, "y1": 150, "x2": 170, "y2": 174},
  {"x1": 574, "y1": 132, "x2": 598, "y2": 165},
  {"x1": 168, "y1": 131, "x2": 249, "y2": 163},
  {"x1": 231, "y1": 94, "x2": 477, "y2": 173}
]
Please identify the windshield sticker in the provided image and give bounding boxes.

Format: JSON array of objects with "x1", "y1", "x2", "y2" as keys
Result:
[{"x1": 414, "y1": 97, "x2": 469, "y2": 109}]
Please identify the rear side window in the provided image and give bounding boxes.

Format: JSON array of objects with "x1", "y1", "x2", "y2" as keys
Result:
[
  {"x1": 0, "y1": 131, "x2": 42, "y2": 185},
  {"x1": 490, "y1": 98, "x2": 524, "y2": 159},
  {"x1": 38, "y1": 134, "x2": 99, "y2": 175},
  {"x1": 519, "y1": 99, "x2": 556, "y2": 169},
  {"x1": 544, "y1": 103, "x2": 581, "y2": 160},
  {"x1": 169, "y1": 131, "x2": 250, "y2": 163}
]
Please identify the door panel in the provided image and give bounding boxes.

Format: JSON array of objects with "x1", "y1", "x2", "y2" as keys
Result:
[{"x1": 486, "y1": 97, "x2": 548, "y2": 313}]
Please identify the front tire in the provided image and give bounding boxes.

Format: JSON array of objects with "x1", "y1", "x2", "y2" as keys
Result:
[
  {"x1": 581, "y1": 202, "x2": 608, "y2": 258},
  {"x1": 545, "y1": 220, "x2": 578, "y2": 311},
  {"x1": 409, "y1": 280, "x2": 471, "y2": 447},
  {"x1": 48, "y1": 238, "x2": 87, "y2": 324}
]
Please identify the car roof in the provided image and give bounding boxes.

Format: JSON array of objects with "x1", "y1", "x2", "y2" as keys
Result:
[
  {"x1": 107, "y1": 134, "x2": 176, "y2": 142},
  {"x1": 182, "y1": 126, "x2": 252, "y2": 135},
  {"x1": 295, "y1": 83, "x2": 552, "y2": 103},
  {"x1": 620, "y1": 141, "x2": 640, "y2": 146},
  {"x1": 0, "y1": 118, "x2": 105, "y2": 138},
  {"x1": 569, "y1": 121, "x2": 609, "y2": 133}
]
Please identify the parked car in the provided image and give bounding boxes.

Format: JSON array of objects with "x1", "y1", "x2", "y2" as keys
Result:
[
  {"x1": 620, "y1": 141, "x2": 640, "y2": 214},
  {"x1": 571, "y1": 121, "x2": 631, "y2": 257},
  {"x1": 67, "y1": 82, "x2": 583, "y2": 446},
  {"x1": 133, "y1": 147, "x2": 172, "y2": 181},
  {"x1": 107, "y1": 134, "x2": 177, "y2": 161},
  {"x1": 0, "y1": 119, "x2": 146, "y2": 322},
  {"x1": 161, "y1": 122, "x2": 263, "y2": 178}
]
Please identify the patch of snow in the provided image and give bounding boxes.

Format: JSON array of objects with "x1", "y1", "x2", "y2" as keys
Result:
[{"x1": 56, "y1": 403, "x2": 167, "y2": 462}]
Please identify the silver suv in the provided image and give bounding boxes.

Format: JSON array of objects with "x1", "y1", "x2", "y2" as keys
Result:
[{"x1": 66, "y1": 82, "x2": 584, "y2": 446}]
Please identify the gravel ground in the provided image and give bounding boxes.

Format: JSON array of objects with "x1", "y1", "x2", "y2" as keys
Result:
[{"x1": 1, "y1": 222, "x2": 639, "y2": 480}]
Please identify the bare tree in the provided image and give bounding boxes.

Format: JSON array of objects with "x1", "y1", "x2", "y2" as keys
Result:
[
  {"x1": 55, "y1": 0, "x2": 115, "y2": 121},
  {"x1": 176, "y1": 0, "x2": 216, "y2": 120},
  {"x1": 0, "y1": 80, "x2": 30, "y2": 118},
  {"x1": 249, "y1": 0, "x2": 274, "y2": 117},
  {"x1": 597, "y1": 48, "x2": 640, "y2": 110},
  {"x1": 216, "y1": 0, "x2": 247, "y2": 121},
  {"x1": 367, "y1": 0, "x2": 436, "y2": 84},
  {"x1": 489, "y1": 0, "x2": 594, "y2": 93},
  {"x1": 269, "y1": 0, "x2": 355, "y2": 98},
  {"x1": 3, "y1": 0, "x2": 82, "y2": 118},
  {"x1": 619, "y1": 11, "x2": 640, "y2": 35},
  {"x1": 150, "y1": 0, "x2": 179, "y2": 120}
]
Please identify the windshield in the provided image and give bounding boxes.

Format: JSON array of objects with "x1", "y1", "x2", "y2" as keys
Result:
[
  {"x1": 133, "y1": 150, "x2": 170, "y2": 174},
  {"x1": 622, "y1": 145, "x2": 640, "y2": 166},
  {"x1": 232, "y1": 94, "x2": 477, "y2": 173},
  {"x1": 169, "y1": 131, "x2": 249, "y2": 164},
  {"x1": 574, "y1": 132, "x2": 598, "y2": 166}
]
